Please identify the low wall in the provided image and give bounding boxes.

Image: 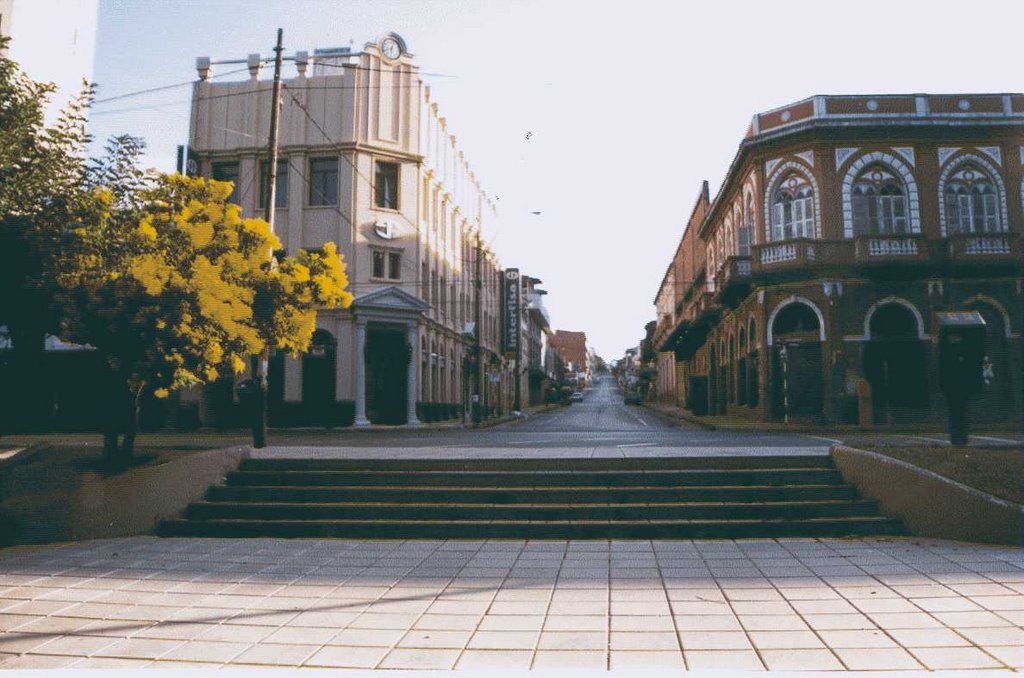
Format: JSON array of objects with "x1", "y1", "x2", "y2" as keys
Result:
[
  {"x1": 1, "y1": 445, "x2": 250, "y2": 545},
  {"x1": 831, "y1": 444, "x2": 1023, "y2": 546}
]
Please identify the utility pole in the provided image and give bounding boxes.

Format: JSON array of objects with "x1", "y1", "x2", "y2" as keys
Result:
[
  {"x1": 473, "y1": 232, "x2": 483, "y2": 424},
  {"x1": 252, "y1": 28, "x2": 284, "y2": 449}
]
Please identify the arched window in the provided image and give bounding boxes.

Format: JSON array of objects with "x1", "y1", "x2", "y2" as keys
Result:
[
  {"x1": 738, "y1": 195, "x2": 753, "y2": 256},
  {"x1": 852, "y1": 165, "x2": 908, "y2": 235},
  {"x1": 770, "y1": 173, "x2": 815, "y2": 241},
  {"x1": 945, "y1": 165, "x2": 1002, "y2": 234}
]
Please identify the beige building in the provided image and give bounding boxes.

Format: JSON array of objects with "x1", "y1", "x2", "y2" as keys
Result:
[{"x1": 187, "y1": 33, "x2": 511, "y2": 426}]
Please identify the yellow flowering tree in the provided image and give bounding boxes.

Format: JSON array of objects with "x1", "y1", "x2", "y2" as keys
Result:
[{"x1": 58, "y1": 173, "x2": 352, "y2": 467}]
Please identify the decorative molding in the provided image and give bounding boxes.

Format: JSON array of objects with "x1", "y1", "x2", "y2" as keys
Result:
[
  {"x1": 961, "y1": 294, "x2": 1014, "y2": 338},
  {"x1": 763, "y1": 160, "x2": 823, "y2": 242},
  {"x1": 937, "y1": 152, "x2": 1009, "y2": 237},
  {"x1": 835, "y1": 147, "x2": 860, "y2": 169},
  {"x1": 893, "y1": 147, "x2": 916, "y2": 167},
  {"x1": 764, "y1": 157, "x2": 782, "y2": 176},
  {"x1": 840, "y1": 151, "x2": 921, "y2": 238},
  {"x1": 844, "y1": 297, "x2": 930, "y2": 342},
  {"x1": 978, "y1": 146, "x2": 1002, "y2": 166},
  {"x1": 795, "y1": 150, "x2": 815, "y2": 167},
  {"x1": 766, "y1": 296, "x2": 826, "y2": 347},
  {"x1": 937, "y1": 147, "x2": 961, "y2": 167}
]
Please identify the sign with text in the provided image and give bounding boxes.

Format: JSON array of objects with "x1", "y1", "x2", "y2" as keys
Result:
[{"x1": 502, "y1": 268, "x2": 521, "y2": 355}]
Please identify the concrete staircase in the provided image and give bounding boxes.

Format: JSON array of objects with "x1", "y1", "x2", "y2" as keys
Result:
[{"x1": 160, "y1": 455, "x2": 904, "y2": 539}]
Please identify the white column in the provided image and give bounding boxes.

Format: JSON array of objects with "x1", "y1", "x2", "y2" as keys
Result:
[
  {"x1": 406, "y1": 322, "x2": 422, "y2": 426},
  {"x1": 353, "y1": 319, "x2": 370, "y2": 426}
]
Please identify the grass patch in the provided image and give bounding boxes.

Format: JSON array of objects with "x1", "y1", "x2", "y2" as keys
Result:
[{"x1": 842, "y1": 439, "x2": 1024, "y2": 504}]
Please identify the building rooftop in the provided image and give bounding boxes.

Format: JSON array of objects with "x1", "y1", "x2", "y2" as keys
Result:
[{"x1": 745, "y1": 93, "x2": 1024, "y2": 139}]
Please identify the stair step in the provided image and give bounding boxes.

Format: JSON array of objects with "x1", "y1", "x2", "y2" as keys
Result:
[
  {"x1": 225, "y1": 469, "x2": 844, "y2": 488},
  {"x1": 187, "y1": 499, "x2": 880, "y2": 521},
  {"x1": 161, "y1": 516, "x2": 905, "y2": 539},
  {"x1": 240, "y1": 455, "x2": 836, "y2": 472},
  {"x1": 207, "y1": 484, "x2": 860, "y2": 504}
]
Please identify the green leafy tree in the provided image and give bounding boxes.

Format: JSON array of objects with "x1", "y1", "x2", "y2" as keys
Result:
[
  {"x1": 57, "y1": 173, "x2": 353, "y2": 467},
  {"x1": 0, "y1": 36, "x2": 92, "y2": 430}
]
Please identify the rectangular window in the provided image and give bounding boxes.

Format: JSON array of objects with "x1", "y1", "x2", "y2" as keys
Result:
[
  {"x1": 259, "y1": 160, "x2": 288, "y2": 209},
  {"x1": 388, "y1": 252, "x2": 401, "y2": 280},
  {"x1": 372, "y1": 250, "x2": 386, "y2": 279},
  {"x1": 309, "y1": 158, "x2": 338, "y2": 206},
  {"x1": 375, "y1": 160, "x2": 399, "y2": 210},
  {"x1": 211, "y1": 161, "x2": 240, "y2": 204}
]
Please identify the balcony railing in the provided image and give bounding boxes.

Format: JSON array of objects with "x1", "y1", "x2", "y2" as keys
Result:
[
  {"x1": 854, "y1": 234, "x2": 930, "y2": 264},
  {"x1": 948, "y1": 232, "x2": 1020, "y2": 258},
  {"x1": 713, "y1": 255, "x2": 753, "y2": 306},
  {"x1": 752, "y1": 239, "x2": 852, "y2": 273}
]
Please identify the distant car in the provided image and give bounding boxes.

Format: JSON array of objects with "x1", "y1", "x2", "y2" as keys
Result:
[
  {"x1": 569, "y1": 391, "x2": 584, "y2": 403},
  {"x1": 623, "y1": 391, "x2": 641, "y2": 405}
]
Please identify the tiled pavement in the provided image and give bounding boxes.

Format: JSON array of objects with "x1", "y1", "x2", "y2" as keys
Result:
[{"x1": 0, "y1": 537, "x2": 1021, "y2": 671}]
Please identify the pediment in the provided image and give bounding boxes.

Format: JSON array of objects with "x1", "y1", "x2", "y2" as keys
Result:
[{"x1": 353, "y1": 285, "x2": 430, "y2": 314}]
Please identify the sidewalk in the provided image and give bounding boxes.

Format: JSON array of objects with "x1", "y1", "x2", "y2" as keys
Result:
[
  {"x1": 0, "y1": 405, "x2": 562, "y2": 453},
  {"x1": 0, "y1": 535, "x2": 1020, "y2": 670},
  {"x1": 643, "y1": 403, "x2": 1024, "y2": 443}
]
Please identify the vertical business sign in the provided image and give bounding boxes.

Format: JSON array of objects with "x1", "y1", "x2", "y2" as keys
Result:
[{"x1": 502, "y1": 268, "x2": 521, "y2": 355}]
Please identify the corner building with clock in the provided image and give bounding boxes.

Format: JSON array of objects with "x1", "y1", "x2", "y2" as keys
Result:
[
  {"x1": 652, "y1": 93, "x2": 1024, "y2": 427},
  {"x1": 186, "y1": 33, "x2": 521, "y2": 426}
]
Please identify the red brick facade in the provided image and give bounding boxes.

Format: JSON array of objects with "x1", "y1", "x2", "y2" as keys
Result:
[{"x1": 654, "y1": 93, "x2": 1023, "y2": 426}]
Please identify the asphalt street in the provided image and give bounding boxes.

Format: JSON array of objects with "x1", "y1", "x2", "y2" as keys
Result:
[{"x1": 262, "y1": 377, "x2": 831, "y2": 450}]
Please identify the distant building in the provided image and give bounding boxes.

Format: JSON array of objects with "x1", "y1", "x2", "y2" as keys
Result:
[
  {"x1": 550, "y1": 330, "x2": 588, "y2": 381},
  {"x1": 653, "y1": 93, "x2": 1023, "y2": 426},
  {"x1": 0, "y1": 0, "x2": 98, "y2": 121},
  {"x1": 521, "y1": 275, "x2": 553, "y2": 406}
]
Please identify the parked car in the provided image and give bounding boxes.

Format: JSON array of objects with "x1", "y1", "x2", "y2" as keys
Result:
[
  {"x1": 569, "y1": 391, "x2": 584, "y2": 403},
  {"x1": 623, "y1": 390, "x2": 641, "y2": 405}
]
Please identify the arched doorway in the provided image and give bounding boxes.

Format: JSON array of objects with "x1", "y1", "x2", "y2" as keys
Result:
[
  {"x1": 708, "y1": 342, "x2": 718, "y2": 415},
  {"x1": 863, "y1": 302, "x2": 927, "y2": 425},
  {"x1": 771, "y1": 302, "x2": 823, "y2": 419},
  {"x1": 302, "y1": 329, "x2": 337, "y2": 425}
]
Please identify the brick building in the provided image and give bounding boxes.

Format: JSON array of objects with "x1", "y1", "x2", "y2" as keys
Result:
[
  {"x1": 653, "y1": 93, "x2": 1023, "y2": 426},
  {"x1": 550, "y1": 330, "x2": 588, "y2": 377}
]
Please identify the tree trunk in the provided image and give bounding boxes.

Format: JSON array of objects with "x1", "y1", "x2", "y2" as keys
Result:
[{"x1": 102, "y1": 372, "x2": 140, "y2": 471}]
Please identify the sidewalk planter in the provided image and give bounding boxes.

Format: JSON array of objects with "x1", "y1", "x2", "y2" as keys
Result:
[
  {"x1": 0, "y1": 445, "x2": 250, "y2": 545},
  {"x1": 830, "y1": 444, "x2": 1023, "y2": 545}
]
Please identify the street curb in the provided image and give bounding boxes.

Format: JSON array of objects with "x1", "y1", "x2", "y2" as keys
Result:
[
  {"x1": 830, "y1": 444, "x2": 1024, "y2": 545},
  {"x1": 472, "y1": 404, "x2": 563, "y2": 430},
  {"x1": 641, "y1": 404, "x2": 717, "y2": 431}
]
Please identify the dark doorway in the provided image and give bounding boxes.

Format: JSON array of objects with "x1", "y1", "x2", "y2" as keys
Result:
[
  {"x1": 771, "y1": 302, "x2": 823, "y2": 419},
  {"x1": 968, "y1": 302, "x2": 1013, "y2": 422},
  {"x1": 366, "y1": 325, "x2": 408, "y2": 425},
  {"x1": 302, "y1": 329, "x2": 337, "y2": 426},
  {"x1": 863, "y1": 303, "x2": 927, "y2": 424}
]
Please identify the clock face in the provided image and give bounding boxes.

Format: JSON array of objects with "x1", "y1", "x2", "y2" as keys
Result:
[{"x1": 381, "y1": 38, "x2": 401, "y2": 60}]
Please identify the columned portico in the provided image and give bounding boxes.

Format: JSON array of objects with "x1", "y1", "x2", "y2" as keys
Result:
[
  {"x1": 405, "y1": 321, "x2": 421, "y2": 426},
  {"x1": 351, "y1": 286, "x2": 429, "y2": 427},
  {"x1": 353, "y1": 319, "x2": 370, "y2": 426}
]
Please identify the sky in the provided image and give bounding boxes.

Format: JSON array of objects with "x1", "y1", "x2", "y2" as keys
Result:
[{"x1": 55, "y1": 0, "x2": 1024, "y2": 358}]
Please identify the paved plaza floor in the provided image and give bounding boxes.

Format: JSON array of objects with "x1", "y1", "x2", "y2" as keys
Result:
[{"x1": 0, "y1": 536, "x2": 1020, "y2": 671}]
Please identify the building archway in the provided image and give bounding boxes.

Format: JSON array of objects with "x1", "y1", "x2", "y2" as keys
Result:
[
  {"x1": 863, "y1": 302, "x2": 928, "y2": 424},
  {"x1": 302, "y1": 329, "x2": 337, "y2": 425},
  {"x1": 770, "y1": 301, "x2": 823, "y2": 419}
]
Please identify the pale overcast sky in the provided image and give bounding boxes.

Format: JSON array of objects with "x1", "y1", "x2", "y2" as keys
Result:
[{"x1": 76, "y1": 0, "x2": 1024, "y2": 358}]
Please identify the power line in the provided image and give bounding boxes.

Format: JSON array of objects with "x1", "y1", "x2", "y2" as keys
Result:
[
  {"x1": 90, "y1": 61, "x2": 458, "y2": 108},
  {"x1": 91, "y1": 66, "x2": 251, "y2": 105}
]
